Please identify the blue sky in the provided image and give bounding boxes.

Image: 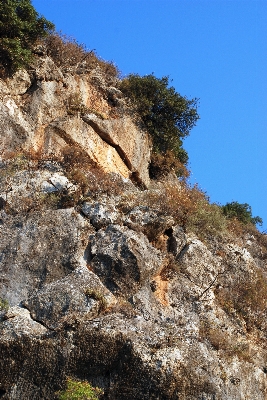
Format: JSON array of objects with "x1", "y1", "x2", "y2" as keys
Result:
[{"x1": 32, "y1": 0, "x2": 267, "y2": 232}]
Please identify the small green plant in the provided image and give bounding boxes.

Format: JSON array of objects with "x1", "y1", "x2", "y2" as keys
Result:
[
  {"x1": 57, "y1": 378, "x2": 103, "y2": 400},
  {"x1": 187, "y1": 201, "x2": 227, "y2": 240},
  {"x1": 0, "y1": 297, "x2": 9, "y2": 311}
]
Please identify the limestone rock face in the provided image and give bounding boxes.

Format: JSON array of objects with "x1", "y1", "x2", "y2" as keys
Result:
[
  {"x1": 23, "y1": 266, "x2": 115, "y2": 330},
  {"x1": 45, "y1": 117, "x2": 131, "y2": 180},
  {"x1": 89, "y1": 224, "x2": 165, "y2": 296},
  {"x1": 82, "y1": 200, "x2": 121, "y2": 229},
  {"x1": 82, "y1": 113, "x2": 151, "y2": 185},
  {"x1": 124, "y1": 205, "x2": 175, "y2": 241},
  {"x1": 0, "y1": 55, "x2": 151, "y2": 186},
  {"x1": 0, "y1": 208, "x2": 91, "y2": 306},
  {"x1": 0, "y1": 53, "x2": 267, "y2": 400}
]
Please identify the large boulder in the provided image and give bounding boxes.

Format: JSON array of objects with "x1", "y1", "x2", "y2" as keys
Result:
[
  {"x1": 23, "y1": 266, "x2": 115, "y2": 330},
  {"x1": 0, "y1": 208, "x2": 92, "y2": 306},
  {"x1": 89, "y1": 224, "x2": 165, "y2": 296}
]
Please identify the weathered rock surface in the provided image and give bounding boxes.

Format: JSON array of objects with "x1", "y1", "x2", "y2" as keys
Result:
[
  {"x1": 124, "y1": 206, "x2": 175, "y2": 241},
  {"x1": 0, "y1": 56, "x2": 151, "y2": 186},
  {"x1": 0, "y1": 207, "x2": 91, "y2": 306},
  {"x1": 82, "y1": 113, "x2": 151, "y2": 186},
  {"x1": 0, "y1": 52, "x2": 267, "y2": 400},
  {"x1": 23, "y1": 266, "x2": 115, "y2": 330},
  {"x1": 89, "y1": 224, "x2": 165, "y2": 296},
  {"x1": 82, "y1": 200, "x2": 121, "y2": 229}
]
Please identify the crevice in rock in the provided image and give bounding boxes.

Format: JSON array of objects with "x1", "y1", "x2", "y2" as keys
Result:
[
  {"x1": 22, "y1": 78, "x2": 39, "y2": 96},
  {"x1": 20, "y1": 304, "x2": 55, "y2": 332},
  {"x1": 165, "y1": 228, "x2": 173, "y2": 237},
  {"x1": 83, "y1": 241, "x2": 94, "y2": 264},
  {"x1": 48, "y1": 124, "x2": 78, "y2": 147},
  {"x1": 81, "y1": 116, "x2": 133, "y2": 171}
]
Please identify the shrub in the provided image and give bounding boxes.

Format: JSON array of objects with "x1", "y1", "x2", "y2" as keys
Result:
[
  {"x1": 57, "y1": 378, "x2": 103, "y2": 400},
  {"x1": 120, "y1": 74, "x2": 199, "y2": 164},
  {"x1": 0, "y1": 297, "x2": 9, "y2": 311},
  {"x1": 187, "y1": 201, "x2": 227, "y2": 240},
  {"x1": 44, "y1": 32, "x2": 88, "y2": 68},
  {"x1": 0, "y1": 0, "x2": 54, "y2": 73},
  {"x1": 149, "y1": 150, "x2": 189, "y2": 179},
  {"x1": 44, "y1": 32, "x2": 119, "y2": 81},
  {"x1": 66, "y1": 93, "x2": 88, "y2": 116},
  {"x1": 61, "y1": 146, "x2": 95, "y2": 170},
  {"x1": 199, "y1": 320, "x2": 251, "y2": 362},
  {"x1": 215, "y1": 269, "x2": 267, "y2": 333},
  {"x1": 222, "y1": 201, "x2": 263, "y2": 227}
]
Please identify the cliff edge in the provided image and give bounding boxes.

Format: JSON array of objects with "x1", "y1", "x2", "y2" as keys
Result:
[{"x1": 0, "y1": 51, "x2": 267, "y2": 400}]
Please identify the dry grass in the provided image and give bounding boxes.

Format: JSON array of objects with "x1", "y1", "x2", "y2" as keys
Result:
[
  {"x1": 199, "y1": 320, "x2": 252, "y2": 362},
  {"x1": 43, "y1": 32, "x2": 119, "y2": 82},
  {"x1": 215, "y1": 268, "x2": 267, "y2": 334}
]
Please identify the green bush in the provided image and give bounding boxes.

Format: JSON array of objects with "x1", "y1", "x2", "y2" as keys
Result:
[
  {"x1": 120, "y1": 74, "x2": 199, "y2": 164},
  {"x1": 57, "y1": 378, "x2": 103, "y2": 400},
  {"x1": 0, "y1": 0, "x2": 54, "y2": 73},
  {"x1": 187, "y1": 201, "x2": 227, "y2": 240},
  {"x1": 0, "y1": 297, "x2": 9, "y2": 311},
  {"x1": 222, "y1": 201, "x2": 262, "y2": 227}
]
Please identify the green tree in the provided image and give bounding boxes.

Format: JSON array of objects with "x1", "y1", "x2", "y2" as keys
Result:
[
  {"x1": 0, "y1": 0, "x2": 54, "y2": 73},
  {"x1": 120, "y1": 74, "x2": 199, "y2": 164},
  {"x1": 222, "y1": 201, "x2": 263, "y2": 226}
]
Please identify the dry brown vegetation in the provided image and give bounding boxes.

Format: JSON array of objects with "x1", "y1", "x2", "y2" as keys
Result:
[
  {"x1": 42, "y1": 32, "x2": 119, "y2": 82},
  {"x1": 149, "y1": 150, "x2": 190, "y2": 180},
  {"x1": 199, "y1": 320, "x2": 252, "y2": 362},
  {"x1": 215, "y1": 268, "x2": 267, "y2": 334}
]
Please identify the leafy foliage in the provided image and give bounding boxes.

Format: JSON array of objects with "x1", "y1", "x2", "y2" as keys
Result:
[
  {"x1": 0, "y1": 0, "x2": 54, "y2": 72},
  {"x1": 222, "y1": 201, "x2": 262, "y2": 227},
  {"x1": 0, "y1": 297, "x2": 9, "y2": 311},
  {"x1": 120, "y1": 74, "x2": 199, "y2": 165},
  {"x1": 57, "y1": 378, "x2": 103, "y2": 400}
]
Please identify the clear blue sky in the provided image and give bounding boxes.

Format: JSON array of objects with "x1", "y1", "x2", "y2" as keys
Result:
[{"x1": 32, "y1": 0, "x2": 267, "y2": 232}]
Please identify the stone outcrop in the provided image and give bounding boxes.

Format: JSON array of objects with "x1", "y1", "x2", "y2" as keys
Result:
[
  {"x1": 0, "y1": 53, "x2": 267, "y2": 400},
  {"x1": 0, "y1": 56, "x2": 151, "y2": 187}
]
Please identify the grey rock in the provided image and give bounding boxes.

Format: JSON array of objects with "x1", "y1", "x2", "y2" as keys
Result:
[
  {"x1": 167, "y1": 225, "x2": 187, "y2": 256},
  {"x1": 89, "y1": 224, "x2": 164, "y2": 295},
  {"x1": 82, "y1": 201, "x2": 120, "y2": 229},
  {"x1": 125, "y1": 206, "x2": 175, "y2": 241},
  {"x1": 0, "y1": 208, "x2": 92, "y2": 306},
  {"x1": 0, "y1": 306, "x2": 48, "y2": 339},
  {"x1": 24, "y1": 266, "x2": 115, "y2": 330}
]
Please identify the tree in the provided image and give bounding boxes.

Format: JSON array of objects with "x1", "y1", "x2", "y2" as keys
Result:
[
  {"x1": 222, "y1": 201, "x2": 263, "y2": 226},
  {"x1": 120, "y1": 74, "x2": 199, "y2": 164},
  {"x1": 0, "y1": 0, "x2": 54, "y2": 73}
]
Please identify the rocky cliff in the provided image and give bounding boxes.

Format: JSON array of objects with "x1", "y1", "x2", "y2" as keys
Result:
[{"x1": 0, "y1": 51, "x2": 267, "y2": 400}]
